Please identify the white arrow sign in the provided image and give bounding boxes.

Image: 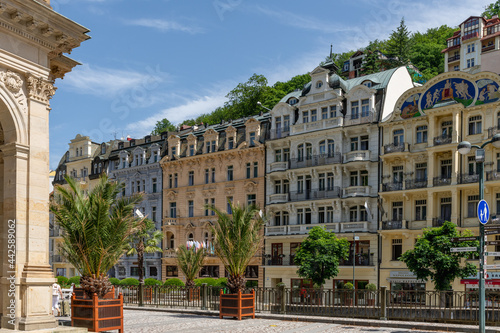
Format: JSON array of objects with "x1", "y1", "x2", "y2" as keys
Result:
[{"x1": 451, "y1": 247, "x2": 477, "y2": 252}]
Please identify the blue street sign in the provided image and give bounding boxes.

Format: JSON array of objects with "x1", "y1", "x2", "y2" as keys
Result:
[{"x1": 478, "y1": 200, "x2": 490, "y2": 225}]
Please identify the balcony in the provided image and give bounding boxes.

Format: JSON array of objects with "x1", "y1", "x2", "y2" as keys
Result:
[
  {"x1": 265, "y1": 222, "x2": 339, "y2": 236},
  {"x1": 482, "y1": 44, "x2": 496, "y2": 53},
  {"x1": 289, "y1": 153, "x2": 342, "y2": 169},
  {"x1": 269, "y1": 161, "x2": 289, "y2": 172},
  {"x1": 291, "y1": 117, "x2": 343, "y2": 135},
  {"x1": 462, "y1": 32, "x2": 479, "y2": 41},
  {"x1": 267, "y1": 127, "x2": 290, "y2": 140},
  {"x1": 289, "y1": 187, "x2": 341, "y2": 202},
  {"x1": 432, "y1": 218, "x2": 447, "y2": 227},
  {"x1": 343, "y1": 186, "x2": 371, "y2": 197},
  {"x1": 51, "y1": 255, "x2": 67, "y2": 263},
  {"x1": 341, "y1": 221, "x2": 369, "y2": 233},
  {"x1": 340, "y1": 253, "x2": 374, "y2": 266},
  {"x1": 405, "y1": 178, "x2": 427, "y2": 190},
  {"x1": 433, "y1": 176, "x2": 451, "y2": 187},
  {"x1": 49, "y1": 228, "x2": 62, "y2": 237},
  {"x1": 382, "y1": 182, "x2": 403, "y2": 192},
  {"x1": 433, "y1": 134, "x2": 452, "y2": 146},
  {"x1": 269, "y1": 193, "x2": 289, "y2": 204},
  {"x1": 344, "y1": 150, "x2": 370, "y2": 163},
  {"x1": 265, "y1": 225, "x2": 287, "y2": 236},
  {"x1": 383, "y1": 143, "x2": 407, "y2": 154},
  {"x1": 487, "y1": 171, "x2": 500, "y2": 181},
  {"x1": 163, "y1": 218, "x2": 177, "y2": 226},
  {"x1": 488, "y1": 125, "x2": 500, "y2": 138},
  {"x1": 164, "y1": 249, "x2": 177, "y2": 258},
  {"x1": 264, "y1": 256, "x2": 297, "y2": 266},
  {"x1": 448, "y1": 54, "x2": 460, "y2": 63},
  {"x1": 457, "y1": 173, "x2": 479, "y2": 184},
  {"x1": 381, "y1": 220, "x2": 406, "y2": 230},
  {"x1": 344, "y1": 110, "x2": 375, "y2": 126},
  {"x1": 484, "y1": 24, "x2": 500, "y2": 37}
]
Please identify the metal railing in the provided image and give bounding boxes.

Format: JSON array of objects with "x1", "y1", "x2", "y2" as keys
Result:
[
  {"x1": 433, "y1": 134, "x2": 452, "y2": 146},
  {"x1": 382, "y1": 220, "x2": 406, "y2": 230},
  {"x1": 458, "y1": 173, "x2": 479, "y2": 184},
  {"x1": 405, "y1": 178, "x2": 428, "y2": 190},
  {"x1": 289, "y1": 187, "x2": 340, "y2": 202},
  {"x1": 487, "y1": 171, "x2": 500, "y2": 181},
  {"x1": 117, "y1": 285, "x2": 500, "y2": 325},
  {"x1": 289, "y1": 153, "x2": 341, "y2": 169},
  {"x1": 433, "y1": 176, "x2": 451, "y2": 187},
  {"x1": 488, "y1": 126, "x2": 500, "y2": 138},
  {"x1": 267, "y1": 127, "x2": 291, "y2": 140},
  {"x1": 263, "y1": 256, "x2": 297, "y2": 266},
  {"x1": 448, "y1": 54, "x2": 460, "y2": 62},
  {"x1": 384, "y1": 143, "x2": 406, "y2": 154},
  {"x1": 382, "y1": 182, "x2": 403, "y2": 192}
]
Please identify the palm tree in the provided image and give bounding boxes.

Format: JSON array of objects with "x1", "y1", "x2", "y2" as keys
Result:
[
  {"x1": 126, "y1": 219, "x2": 163, "y2": 284},
  {"x1": 207, "y1": 202, "x2": 264, "y2": 293},
  {"x1": 50, "y1": 175, "x2": 144, "y2": 298},
  {"x1": 176, "y1": 245, "x2": 206, "y2": 287}
]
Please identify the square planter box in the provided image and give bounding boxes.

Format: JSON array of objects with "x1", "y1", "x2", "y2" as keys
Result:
[{"x1": 219, "y1": 289, "x2": 255, "y2": 320}]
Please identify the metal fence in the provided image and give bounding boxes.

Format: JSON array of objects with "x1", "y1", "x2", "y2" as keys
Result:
[{"x1": 116, "y1": 285, "x2": 500, "y2": 325}]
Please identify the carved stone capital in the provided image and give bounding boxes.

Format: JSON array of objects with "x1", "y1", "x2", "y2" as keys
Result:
[{"x1": 25, "y1": 74, "x2": 56, "y2": 103}]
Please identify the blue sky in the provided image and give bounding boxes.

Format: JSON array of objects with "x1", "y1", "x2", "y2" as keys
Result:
[{"x1": 49, "y1": 0, "x2": 490, "y2": 169}]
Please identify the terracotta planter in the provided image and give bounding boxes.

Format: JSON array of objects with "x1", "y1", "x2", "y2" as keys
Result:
[
  {"x1": 71, "y1": 287, "x2": 123, "y2": 333},
  {"x1": 219, "y1": 289, "x2": 255, "y2": 320}
]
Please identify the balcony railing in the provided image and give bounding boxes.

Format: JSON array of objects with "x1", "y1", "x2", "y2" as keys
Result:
[
  {"x1": 340, "y1": 221, "x2": 369, "y2": 233},
  {"x1": 269, "y1": 161, "x2": 289, "y2": 172},
  {"x1": 487, "y1": 171, "x2": 500, "y2": 181},
  {"x1": 447, "y1": 54, "x2": 460, "y2": 63},
  {"x1": 405, "y1": 178, "x2": 428, "y2": 190},
  {"x1": 265, "y1": 222, "x2": 339, "y2": 236},
  {"x1": 340, "y1": 253, "x2": 374, "y2": 266},
  {"x1": 289, "y1": 187, "x2": 341, "y2": 202},
  {"x1": 462, "y1": 32, "x2": 479, "y2": 41},
  {"x1": 49, "y1": 228, "x2": 62, "y2": 237},
  {"x1": 269, "y1": 193, "x2": 289, "y2": 204},
  {"x1": 51, "y1": 255, "x2": 67, "y2": 263},
  {"x1": 289, "y1": 153, "x2": 342, "y2": 169},
  {"x1": 344, "y1": 150, "x2": 370, "y2": 163},
  {"x1": 488, "y1": 125, "x2": 500, "y2": 138},
  {"x1": 292, "y1": 117, "x2": 343, "y2": 134},
  {"x1": 163, "y1": 218, "x2": 177, "y2": 226},
  {"x1": 344, "y1": 110, "x2": 375, "y2": 126},
  {"x1": 433, "y1": 176, "x2": 451, "y2": 187},
  {"x1": 343, "y1": 186, "x2": 371, "y2": 197},
  {"x1": 458, "y1": 173, "x2": 479, "y2": 184},
  {"x1": 382, "y1": 182, "x2": 403, "y2": 192},
  {"x1": 267, "y1": 127, "x2": 290, "y2": 140},
  {"x1": 383, "y1": 143, "x2": 407, "y2": 154},
  {"x1": 432, "y1": 218, "x2": 448, "y2": 227},
  {"x1": 482, "y1": 44, "x2": 495, "y2": 53},
  {"x1": 484, "y1": 24, "x2": 500, "y2": 37},
  {"x1": 382, "y1": 220, "x2": 406, "y2": 230},
  {"x1": 433, "y1": 134, "x2": 452, "y2": 146}
]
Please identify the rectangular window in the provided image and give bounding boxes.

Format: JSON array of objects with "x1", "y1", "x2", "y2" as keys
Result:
[
  {"x1": 283, "y1": 148, "x2": 290, "y2": 162},
  {"x1": 227, "y1": 165, "x2": 233, "y2": 181},
  {"x1": 227, "y1": 197, "x2": 233, "y2": 214},
  {"x1": 246, "y1": 163, "x2": 251, "y2": 179},
  {"x1": 205, "y1": 169, "x2": 209, "y2": 184},
  {"x1": 392, "y1": 239, "x2": 402, "y2": 261},
  {"x1": 166, "y1": 266, "x2": 178, "y2": 277},
  {"x1": 497, "y1": 193, "x2": 500, "y2": 215},
  {"x1": 249, "y1": 132, "x2": 256, "y2": 146},
  {"x1": 174, "y1": 173, "x2": 178, "y2": 188},
  {"x1": 415, "y1": 200, "x2": 427, "y2": 221},
  {"x1": 351, "y1": 137, "x2": 359, "y2": 151},
  {"x1": 137, "y1": 181, "x2": 141, "y2": 193},
  {"x1": 393, "y1": 129, "x2": 404, "y2": 146},
  {"x1": 206, "y1": 141, "x2": 211, "y2": 153},
  {"x1": 189, "y1": 144, "x2": 195, "y2": 156},
  {"x1": 170, "y1": 202, "x2": 177, "y2": 218},
  {"x1": 415, "y1": 163, "x2": 427, "y2": 181},
  {"x1": 468, "y1": 156, "x2": 478, "y2": 175},
  {"x1": 152, "y1": 206, "x2": 157, "y2": 222},
  {"x1": 152, "y1": 178, "x2": 157, "y2": 193},
  {"x1": 210, "y1": 198, "x2": 215, "y2": 215},
  {"x1": 318, "y1": 173, "x2": 325, "y2": 191},
  {"x1": 142, "y1": 179, "x2": 146, "y2": 192},
  {"x1": 416, "y1": 125, "x2": 428, "y2": 143},
  {"x1": 199, "y1": 266, "x2": 219, "y2": 278},
  {"x1": 393, "y1": 165, "x2": 403, "y2": 183},
  {"x1": 275, "y1": 149, "x2": 282, "y2": 162},
  {"x1": 468, "y1": 115, "x2": 482, "y2": 135},
  {"x1": 228, "y1": 137, "x2": 234, "y2": 149},
  {"x1": 171, "y1": 146, "x2": 176, "y2": 158},
  {"x1": 318, "y1": 207, "x2": 326, "y2": 224},
  {"x1": 441, "y1": 159, "x2": 452, "y2": 178},
  {"x1": 392, "y1": 201, "x2": 403, "y2": 221},
  {"x1": 303, "y1": 111, "x2": 309, "y2": 123},
  {"x1": 297, "y1": 176, "x2": 304, "y2": 193},
  {"x1": 131, "y1": 267, "x2": 141, "y2": 276},
  {"x1": 204, "y1": 198, "x2": 209, "y2": 216},
  {"x1": 321, "y1": 107, "x2": 328, "y2": 119},
  {"x1": 211, "y1": 168, "x2": 215, "y2": 183},
  {"x1": 330, "y1": 105, "x2": 337, "y2": 118},
  {"x1": 311, "y1": 109, "x2": 317, "y2": 122},
  {"x1": 360, "y1": 135, "x2": 369, "y2": 150},
  {"x1": 169, "y1": 174, "x2": 173, "y2": 189},
  {"x1": 247, "y1": 194, "x2": 256, "y2": 206},
  {"x1": 468, "y1": 195, "x2": 479, "y2": 218},
  {"x1": 188, "y1": 171, "x2": 194, "y2": 186},
  {"x1": 360, "y1": 170, "x2": 368, "y2": 186},
  {"x1": 351, "y1": 101, "x2": 359, "y2": 119},
  {"x1": 188, "y1": 200, "x2": 194, "y2": 217},
  {"x1": 211, "y1": 140, "x2": 216, "y2": 152},
  {"x1": 361, "y1": 99, "x2": 370, "y2": 117},
  {"x1": 297, "y1": 208, "x2": 303, "y2": 224},
  {"x1": 254, "y1": 162, "x2": 258, "y2": 178},
  {"x1": 350, "y1": 171, "x2": 358, "y2": 186},
  {"x1": 327, "y1": 207, "x2": 333, "y2": 222}
]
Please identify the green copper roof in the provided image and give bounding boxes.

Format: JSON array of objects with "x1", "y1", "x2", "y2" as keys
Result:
[
  {"x1": 279, "y1": 90, "x2": 302, "y2": 104},
  {"x1": 341, "y1": 67, "x2": 399, "y2": 91}
]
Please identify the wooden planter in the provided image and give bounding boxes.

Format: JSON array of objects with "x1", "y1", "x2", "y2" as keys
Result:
[
  {"x1": 71, "y1": 287, "x2": 123, "y2": 333},
  {"x1": 219, "y1": 289, "x2": 255, "y2": 320}
]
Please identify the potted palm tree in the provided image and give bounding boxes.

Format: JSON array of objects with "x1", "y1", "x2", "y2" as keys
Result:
[
  {"x1": 51, "y1": 175, "x2": 144, "y2": 332},
  {"x1": 176, "y1": 243, "x2": 207, "y2": 301},
  {"x1": 207, "y1": 202, "x2": 264, "y2": 320}
]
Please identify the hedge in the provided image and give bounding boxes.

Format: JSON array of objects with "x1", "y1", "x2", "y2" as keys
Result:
[
  {"x1": 68, "y1": 276, "x2": 80, "y2": 286},
  {"x1": 120, "y1": 278, "x2": 139, "y2": 286},
  {"x1": 56, "y1": 276, "x2": 69, "y2": 287},
  {"x1": 109, "y1": 278, "x2": 120, "y2": 286},
  {"x1": 163, "y1": 278, "x2": 185, "y2": 287},
  {"x1": 144, "y1": 278, "x2": 162, "y2": 286}
]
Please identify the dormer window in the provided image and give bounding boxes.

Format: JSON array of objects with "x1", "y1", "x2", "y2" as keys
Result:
[
  {"x1": 289, "y1": 98, "x2": 298, "y2": 105},
  {"x1": 189, "y1": 144, "x2": 195, "y2": 156},
  {"x1": 130, "y1": 139, "x2": 135, "y2": 147},
  {"x1": 118, "y1": 142, "x2": 124, "y2": 149},
  {"x1": 79, "y1": 147, "x2": 82, "y2": 156},
  {"x1": 145, "y1": 136, "x2": 151, "y2": 143},
  {"x1": 206, "y1": 140, "x2": 216, "y2": 153},
  {"x1": 249, "y1": 132, "x2": 256, "y2": 146},
  {"x1": 363, "y1": 81, "x2": 372, "y2": 88},
  {"x1": 101, "y1": 144, "x2": 106, "y2": 154},
  {"x1": 228, "y1": 137, "x2": 234, "y2": 149},
  {"x1": 316, "y1": 81, "x2": 323, "y2": 89},
  {"x1": 171, "y1": 146, "x2": 176, "y2": 158}
]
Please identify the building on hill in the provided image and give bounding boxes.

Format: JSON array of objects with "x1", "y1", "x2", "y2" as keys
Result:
[
  {"x1": 160, "y1": 114, "x2": 269, "y2": 287},
  {"x1": 341, "y1": 49, "x2": 395, "y2": 79},
  {"x1": 442, "y1": 15, "x2": 500, "y2": 74},
  {"x1": 379, "y1": 70, "x2": 500, "y2": 292},
  {"x1": 263, "y1": 64, "x2": 414, "y2": 289}
]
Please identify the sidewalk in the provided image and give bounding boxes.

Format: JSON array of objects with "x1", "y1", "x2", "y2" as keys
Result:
[{"x1": 124, "y1": 306, "x2": 500, "y2": 333}]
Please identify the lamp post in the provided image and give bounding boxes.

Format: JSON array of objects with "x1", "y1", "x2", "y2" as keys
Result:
[{"x1": 458, "y1": 133, "x2": 500, "y2": 333}]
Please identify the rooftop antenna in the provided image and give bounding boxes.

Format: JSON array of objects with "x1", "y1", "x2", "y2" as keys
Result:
[{"x1": 330, "y1": 44, "x2": 333, "y2": 59}]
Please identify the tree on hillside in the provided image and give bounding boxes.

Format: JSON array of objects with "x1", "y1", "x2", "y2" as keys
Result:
[
  {"x1": 483, "y1": 1, "x2": 500, "y2": 18},
  {"x1": 386, "y1": 18, "x2": 411, "y2": 66},
  {"x1": 151, "y1": 118, "x2": 176, "y2": 135},
  {"x1": 400, "y1": 221, "x2": 478, "y2": 291},
  {"x1": 294, "y1": 226, "x2": 350, "y2": 288},
  {"x1": 223, "y1": 73, "x2": 271, "y2": 120},
  {"x1": 321, "y1": 50, "x2": 355, "y2": 77},
  {"x1": 361, "y1": 43, "x2": 381, "y2": 75}
]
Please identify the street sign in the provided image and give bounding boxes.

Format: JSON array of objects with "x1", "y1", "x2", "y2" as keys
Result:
[
  {"x1": 451, "y1": 237, "x2": 478, "y2": 242},
  {"x1": 485, "y1": 252, "x2": 500, "y2": 256},
  {"x1": 486, "y1": 241, "x2": 500, "y2": 246},
  {"x1": 451, "y1": 247, "x2": 477, "y2": 252},
  {"x1": 485, "y1": 265, "x2": 500, "y2": 269},
  {"x1": 485, "y1": 230, "x2": 500, "y2": 235},
  {"x1": 478, "y1": 200, "x2": 490, "y2": 225},
  {"x1": 485, "y1": 225, "x2": 500, "y2": 229}
]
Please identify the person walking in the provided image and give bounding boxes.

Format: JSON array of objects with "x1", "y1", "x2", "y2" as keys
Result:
[{"x1": 52, "y1": 282, "x2": 63, "y2": 316}]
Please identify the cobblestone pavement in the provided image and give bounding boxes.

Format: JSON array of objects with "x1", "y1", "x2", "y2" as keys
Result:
[{"x1": 117, "y1": 310, "x2": 450, "y2": 333}]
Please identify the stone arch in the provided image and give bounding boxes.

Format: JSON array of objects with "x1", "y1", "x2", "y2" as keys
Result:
[{"x1": 0, "y1": 84, "x2": 28, "y2": 146}]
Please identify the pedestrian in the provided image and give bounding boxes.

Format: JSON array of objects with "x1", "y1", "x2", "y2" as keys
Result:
[{"x1": 52, "y1": 282, "x2": 63, "y2": 316}]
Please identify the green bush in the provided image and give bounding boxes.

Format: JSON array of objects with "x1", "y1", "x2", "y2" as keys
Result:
[
  {"x1": 246, "y1": 280, "x2": 258, "y2": 288},
  {"x1": 195, "y1": 278, "x2": 218, "y2": 286},
  {"x1": 144, "y1": 278, "x2": 162, "y2": 286},
  {"x1": 56, "y1": 276, "x2": 69, "y2": 287},
  {"x1": 366, "y1": 283, "x2": 377, "y2": 291},
  {"x1": 68, "y1": 276, "x2": 80, "y2": 286},
  {"x1": 109, "y1": 278, "x2": 120, "y2": 286},
  {"x1": 344, "y1": 282, "x2": 354, "y2": 290},
  {"x1": 120, "y1": 278, "x2": 139, "y2": 286},
  {"x1": 215, "y1": 277, "x2": 227, "y2": 287},
  {"x1": 163, "y1": 278, "x2": 185, "y2": 287}
]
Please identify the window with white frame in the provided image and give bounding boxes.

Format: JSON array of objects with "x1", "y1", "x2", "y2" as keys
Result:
[
  {"x1": 467, "y1": 195, "x2": 479, "y2": 218},
  {"x1": 351, "y1": 137, "x2": 358, "y2": 151},
  {"x1": 360, "y1": 170, "x2": 368, "y2": 186},
  {"x1": 228, "y1": 137, "x2": 234, "y2": 149},
  {"x1": 467, "y1": 43, "x2": 475, "y2": 53},
  {"x1": 361, "y1": 99, "x2": 370, "y2": 117},
  {"x1": 319, "y1": 173, "x2": 326, "y2": 191},
  {"x1": 297, "y1": 176, "x2": 304, "y2": 193},
  {"x1": 467, "y1": 58, "x2": 475, "y2": 68},
  {"x1": 327, "y1": 172, "x2": 335, "y2": 189},
  {"x1": 316, "y1": 81, "x2": 323, "y2": 89},
  {"x1": 311, "y1": 109, "x2": 317, "y2": 122},
  {"x1": 468, "y1": 156, "x2": 478, "y2": 175},
  {"x1": 330, "y1": 105, "x2": 337, "y2": 118},
  {"x1": 283, "y1": 115, "x2": 290, "y2": 130},
  {"x1": 170, "y1": 202, "x2": 177, "y2": 218},
  {"x1": 275, "y1": 149, "x2": 282, "y2": 162},
  {"x1": 298, "y1": 144, "x2": 304, "y2": 161},
  {"x1": 393, "y1": 166, "x2": 403, "y2": 184},
  {"x1": 249, "y1": 132, "x2": 256, "y2": 146},
  {"x1": 351, "y1": 101, "x2": 359, "y2": 119},
  {"x1": 283, "y1": 148, "x2": 290, "y2": 162},
  {"x1": 441, "y1": 159, "x2": 452, "y2": 179},
  {"x1": 360, "y1": 135, "x2": 369, "y2": 150},
  {"x1": 393, "y1": 129, "x2": 404, "y2": 146},
  {"x1": 319, "y1": 206, "x2": 334, "y2": 223},
  {"x1": 468, "y1": 115, "x2": 482, "y2": 135},
  {"x1": 416, "y1": 125, "x2": 428, "y2": 143},
  {"x1": 392, "y1": 201, "x2": 403, "y2": 221},
  {"x1": 321, "y1": 107, "x2": 328, "y2": 119},
  {"x1": 188, "y1": 171, "x2": 194, "y2": 186},
  {"x1": 303, "y1": 111, "x2": 309, "y2": 123},
  {"x1": 350, "y1": 171, "x2": 358, "y2": 186},
  {"x1": 415, "y1": 200, "x2": 427, "y2": 220},
  {"x1": 189, "y1": 144, "x2": 195, "y2": 156},
  {"x1": 247, "y1": 194, "x2": 256, "y2": 206}
]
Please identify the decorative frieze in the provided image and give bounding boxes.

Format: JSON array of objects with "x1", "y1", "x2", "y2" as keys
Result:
[{"x1": 25, "y1": 74, "x2": 56, "y2": 103}]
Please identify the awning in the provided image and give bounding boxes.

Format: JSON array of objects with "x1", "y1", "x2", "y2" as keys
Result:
[
  {"x1": 460, "y1": 279, "x2": 500, "y2": 286},
  {"x1": 387, "y1": 278, "x2": 426, "y2": 284}
]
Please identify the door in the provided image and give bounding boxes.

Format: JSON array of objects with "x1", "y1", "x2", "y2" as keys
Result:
[
  {"x1": 441, "y1": 203, "x2": 452, "y2": 221},
  {"x1": 271, "y1": 243, "x2": 283, "y2": 265},
  {"x1": 305, "y1": 176, "x2": 311, "y2": 199}
]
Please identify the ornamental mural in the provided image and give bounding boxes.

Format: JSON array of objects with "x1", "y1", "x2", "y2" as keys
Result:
[
  {"x1": 420, "y1": 78, "x2": 477, "y2": 111},
  {"x1": 476, "y1": 79, "x2": 500, "y2": 105},
  {"x1": 400, "y1": 93, "x2": 422, "y2": 119}
]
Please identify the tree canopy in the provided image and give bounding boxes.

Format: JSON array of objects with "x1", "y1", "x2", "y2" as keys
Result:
[
  {"x1": 151, "y1": 118, "x2": 176, "y2": 135},
  {"x1": 386, "y1": 18, "x2": 411, "y2": 66},
  {"x1": 483, "y1": 0, "x2": 500, "y2": 18},
  {"x1": 294, "y1": 226, "x2": 350, "y2": 287},
  {"x1": 400, "y1": 221, "x2": 478, "y2": 291}
]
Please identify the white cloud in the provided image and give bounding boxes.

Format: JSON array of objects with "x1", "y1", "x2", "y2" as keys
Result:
[
  {"x1": 127, "y1": 19, "x2": 204, "y2": 34},
  {"x1": 62, "y1": 64, "x2": 165, "y2": 97}
]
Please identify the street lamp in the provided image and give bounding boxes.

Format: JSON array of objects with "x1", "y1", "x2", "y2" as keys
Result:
[
  {"x1": 457, "y1": 133, "x2": 500, "y2": 333},
  {"x1": 257, "y1": 101, "x2": 272, "y2": 112}
]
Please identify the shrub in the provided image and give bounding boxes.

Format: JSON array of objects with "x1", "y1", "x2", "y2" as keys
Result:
[
  {"x1": 68, "y1": 276, "x2": 80, "y2": 286},
  {"x1": 246, "y1": 280, "x2": 258, "y2": 288},
  {"x1": 344, "y1": 282, "x2": 354, "y2": 290},
  {"x1": 276, "y1": 282, "x2": 286, "y2": 287},
  {"x1": 366, "y1": 283, "x2": 377, "y2": 291},
  {"x1": 109, "y1": 278, "x2": 120, "y2": 286},
  {"x1": 144, "y1": 278, "x2": 162, "y2": 286},
  {"x1": 194, "y1": 278, "x2": 217, "y2": 286},
  {"x1": 215, "y1": 277, "x2": 227, "y2": 287},
  {"x1": 163, "y1": 278, "x2": 185, "y2": 287},
  {"x1": 56, "y1": 276, "x2": 69, "y2": 287},
  {"x1": 120, "y1": 278, "x2": 139, "y2": 286}
]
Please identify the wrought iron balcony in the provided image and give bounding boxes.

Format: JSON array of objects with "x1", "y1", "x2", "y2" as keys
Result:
[
  {"x1": 49, "y1": 228, "x2": 62, "y2": 237},
  {"x1": 482, "y1": 44, "x2": 495, "y2": 52},
  {"x1": 487, "y1": 170, "x2": 500, "y2": 181},
  {"x1": 458, "y1": 173, "x2": 479, "y2": 184},
  {"x1": 267, "y1": 127, "x2": 290, "y2": 140},
  {"x1": 382, "y1": 182, "x2": 403, "y2": 192},
  {"x1": 383, "y1": 143, "x2": 406, "y2": 154},
  {"x1": 432, "y1": 218, "x2": 447, "y2": 227},
  {"x1": 289, "y1": 153, "x2": 342, "y2": 169},
  {"x1": 289, "y1": 187, "x2": 340, "y2": 202},
  {"x1": 447, "y1": 54, "x2": 460, "y2": 63},
  {"x1": 405, "y1": 178, "x2": 427, "y2": 190},
  {"x1": 488, "y1": 125, "x2": 500, "y2": 138},
  {"x1": 264, "y1": 256, "x2": 297, "y2": 266},
  {"x1": 433, "y1": 134, "x2": 452, "y2": 146},
  {"x1": 433, "y1": 176, "x2": 451, "y2": 187},
  {"x1": 340, "y1": 253, "x2": 374, "y2": 266},
  {"x1": 344, "y1": 110, "x2": 375, "y2": 126},
  {"x1": 382, "y1": 220, "x2": 406, "y2": 230}
]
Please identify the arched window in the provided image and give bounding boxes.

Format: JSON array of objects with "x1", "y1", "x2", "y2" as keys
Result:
[
  {"x1": 169, "y1": 234, "x2": 174, "y2": 249},
  {"x1": 327, "y1": 140, "x2": 335, "y2": 156},
  {"x1": 316, "y1": 81, "x2": 323, "y2": 89},
  {"x1": 188, "y1": 233, "x2": 194, "y2": 242},
  {"x1": 319, "y1": 141, "x2": 326, "y2": 156},
  {"x1": 93, "y1": 164, "x2": 97, "y2": 174}
]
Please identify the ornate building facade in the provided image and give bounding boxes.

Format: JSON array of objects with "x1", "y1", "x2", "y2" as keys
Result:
[
  {"x1": 0, "y1": 0, "x2": 88, "y2": 329},
  {"x1": 263, "y1": 64, "x2": 414, "y2": 289},
  {"x1": 161, "y1": 115, "x2": 269, "y2": 286},
  {"x1": 380, "y1": 71, "x2": 500, "y2": 291}
]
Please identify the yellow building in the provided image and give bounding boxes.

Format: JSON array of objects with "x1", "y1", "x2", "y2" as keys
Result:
[
  {"x1": 161, "y1": 115, "x2": 269, "y2": 286},
  {"x1": 380, "y1": 70, "x2": 500, "y2": 292}
]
